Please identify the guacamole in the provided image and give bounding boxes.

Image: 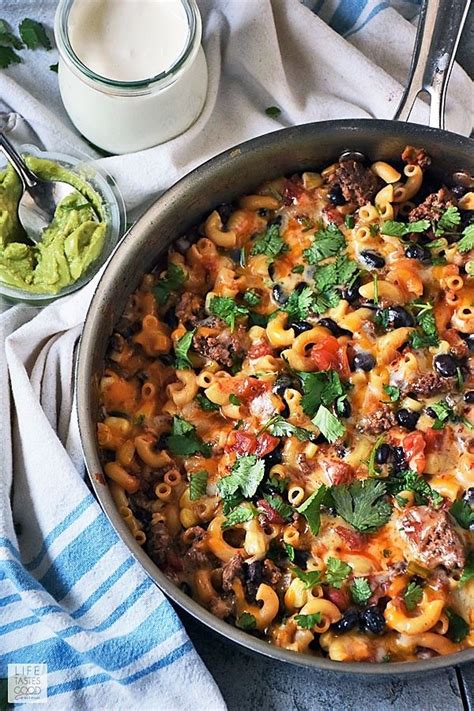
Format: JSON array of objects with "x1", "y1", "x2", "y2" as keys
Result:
[{"x1": 0, "y1": 156, "x2": 107, "y2": 294}]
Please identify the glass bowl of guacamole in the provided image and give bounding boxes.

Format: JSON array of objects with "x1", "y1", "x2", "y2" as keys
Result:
[{"x1": 0, "y1": 144, "x2": 126, "y2": 304}]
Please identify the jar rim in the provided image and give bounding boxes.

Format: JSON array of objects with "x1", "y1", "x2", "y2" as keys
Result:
[{"x1": 54, "y1": 0, "x2": 201, "y2": 91}]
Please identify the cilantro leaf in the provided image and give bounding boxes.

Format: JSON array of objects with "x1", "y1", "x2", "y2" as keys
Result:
[
  {"x1": 189, "y1": 470, "x2": 208, "y2": 501},
  {"x1": 450, "y1": 498, "x2": 474, "y2": 530},
  {"x1": 0, "y1": 19, "x2": 23, "y2": 48},
  {"x1": 251, "y1": 224, "x2": 288, "y2": 260},
  {"x1": 325, "y1": 557, "x2": 352, "y2": 588},
  {"x1": 196, "y1": 393, "x2": 219, "y2": 412},
  {"x1": 429, "y1": 399, "x2": 457, "y2": 429},
  {"x1": 282, "y1": 285, "x2": 315, "y2": 322},
  {"x1": 209, "y1": 295, "x2": 248, "y2": 330},
  {"x1": 265, "y1": 106, "x2": 281, "y2": 119},
  {"x1": 404, "y1": 582, "x2": 423, "y2": 611},
  {"x1": 458, "y1": 223, "x2": 474, "y2": 253},
  {"x1": 410, "y1": 302, "x2": 439, "y2": 349},
  {"x1": 303, "y1": 224, "x2": 345, "y2": 264},
  {"x1": 217, "y1": 455, "x2": 265, "y2": 500},
  {"x1": 383, "y1": 385, "x2": 400, "y2": 402},
  {"x1": 229, "y1": 394, "x2": 241, "y2": 406},
  {"x1": 0, "y1": 45, "x2": 21, "y2": 68},
  {"x1": 299, "y1": 370, "x2": 346, "y2": 418},
  {"x1": 166, "y1": 416, "x2": 212, "y2": 457},
  {"x1": 236, "y1": 612, "x2": 257, "y2": 630},
  {"x1": 293, "y1": 567, "x2": 322, "y2": 589},
  {"x1": 19, "y1": 18, "x2": 51, "y2": 50},
  {"x1": 312, "y1": 405, "x2": 345, "y2": 443},
  {"x1": 381, "y1": 219, "x2": 430, "y2": 236},
  {"x1": 284, "y1": 542, "x2": 296, "y2": 562},
  {"x1": 296, "y1": 485, "x2": 328, "y2": 535},
  {"x1": 262, "y1": 493, "x2": 294, "y2": 521},
  {"x1": 291, "y1": 264, "x2": 304, "y2": 274},
  {"x1": 50, "y1": 62, "x2": 58, "y2": 73},
  {"x1": 331, "y1": 479, "x2": 392, "y2": 532},
  {"x1": 446, "y1": 608, "x2": 469, "y2": 643},
  {"x1": 153, "y1": 263, "x2": 186, "y2": 306},
  {"x1": 264, "y1": 414, "x2": 313, "y2": 441},
  {"x1": 351, "y1": 578, "x2": 372, "y2": 605},
  {"x1": 175, "y1": 329, "x2": 195, "y2": 369},
  {"x1": 311, "y1": 288, "x2": 341, "y2": 315},
  {"x1": 387, "y1": 469, "x2": 443, "y2": 507},
  {"x1": 438, "y1": 206, "x2": 461, "y2": 231},
  {"x1": 460, "y1": 551, "x2": 474, "y2": 586},
  {"x1": 243, "y1": 289, "x2": 261, "y2": 306},
  {"x1": 294, "y1": 612, "x2": 322, "y2": 629},
  {"x1": 222, "y1": 503, "x2": 257, "y2": 529}
]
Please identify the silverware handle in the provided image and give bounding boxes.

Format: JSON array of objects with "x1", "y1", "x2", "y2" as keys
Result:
[
  {"x1": 394, "y1": 0, "x2": 471, "y2": 129},
  {"x1": 0, "y1": 132, "x2": 38, "y2": 189}
]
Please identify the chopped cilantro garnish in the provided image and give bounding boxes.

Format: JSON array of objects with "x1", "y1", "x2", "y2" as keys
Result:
[
  {"x1": 284, "y1": 542, "x2": 296, "y2": 562},
  {"x1": 222, "y1": 503, "x2": 257, "y2": 529},
  {"x1": 196, "y1": 393, "x2": 220, "y2": 412},
  {"x1": 460, "y1": 551, "x2": 474, "y2": 586},
  {"x1": 229, "y1": 394, "x2": 241, "y2": 406},
  {"x1": 387, "y1": 469, "x2": 443, "y2": 507},
  {"x1": 403, "y1": 582, "x2": 423, "y2": 611},
  {"x1": 409, "y1": 302, "x2": 439, "y2": 349},
  {"x1": 429, "y1": 399, "x2": 457, "y2": 429},
  {"x1": 446, "y1": 608, "x2": 469, "y2": 643},
  {"x1": 351, "y1": 578, "x2": 372, "y2": 605},
  {"x1": 153, "y1": 263, "x2": 186, "y2": 306},
  {"x1": 236, "y1": 612, "x2": 257, "y2": 630},
  {"x1": 251, "y1": 224, "x2": 288, "y2": 260},
  {"x1": 296, "y1": 485, "x2": 328, "y2": 535},
  {"x1": 209, "y1": 295, "x2": 248, "y2": 330},
  {"x1": 458, "y1": 223, "x2": 474, "y2": 253},
  {"x1": 383, "y1": 385, "x2": 400, "y2": 402},
  {"x1": 303, "y1": 224, "x2": 345, "y2": 264},
  {"x1": 298, "y1": 369, "x2": 347, "y2": 418},
  {"x1": 331, "y1": 479, "x2": 392, "y2": 532},
  {"x1": 344, "y1": 215, "x2": 355, "y2": 229},
  {"x1": 243, "y1": 290, "x2": 262, "y2": 306},
  {"x1": 19, "y1": 18, "x2": 51, "y2": 49},
  {"x1": 264, "y1": 414, "x2": 313, "y2": 441},
  {"x1": 325, "y1": 557, "x2": 352, "y2": 588},
  {"x1": 166, "y1": 416, "x2": 212, "y2": 457},
  {"x1": 174, "y1": 329, "x2": 195, "y2": 369},
  {"x1": 450, "y1": 498, "x2": 474, "y2": 530},
  {"x1": 282, "y1": 286, "x2": 315, "y2": 322},
  {"x1": 0, "y1": 45, "x2": 21, "y2": 68},
  {"x1": 265, "y1": 106, "x2": 281, "y2": 119},
  {"x1": 437, "y1": 206, "x2": 461, "y2": 232},
  {"x1": 293, "y1": 567, "x2": 322, "y2": 589},
  {"x1": 312, "y1": 405, "x2": 345, "y2": 443},
  {"x1": 291, "y1": 264, "x2": 305, "y2": 274},
  {"x1": 0, "y1": 19, "x2": 22, "y2": 49},
  {"x1": 294, "y1": 612, "x2": 322, "y2": 629},
  {"x1": 217, "y1": 455, "x2": 265, "y2": 500},
  {"x1": 262, "y1": 493, "x2": 294, "y2": 521},
  {"x1": 381, "y1": 219, "x2": 430, "y2": 236},
  {"x1": 189, "y1": 470, "x2": 208, "y2": 501}
]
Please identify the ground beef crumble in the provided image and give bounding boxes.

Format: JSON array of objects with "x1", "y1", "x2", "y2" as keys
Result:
[
  {"x1": 408, "y1": 187, "x2": 457, "y2": 224},
  {"x1": 406, "y1": 372, "x2": 456, "y2": 397},
  {"x1": 399, "y1": 506, "x2": 465, "y2": 570},
  {"x1": 401, "y1": 146, "x2": 432, "y2": 170},
  {"x1": 357, "y1": 404, "x2": 396, "y2": 434},
  {"x1": 329, "y1": 160, "x2": 381, "y2": 207},
  {"x1": 193, "y1": 325, "x2": 248, "y2": 367}
]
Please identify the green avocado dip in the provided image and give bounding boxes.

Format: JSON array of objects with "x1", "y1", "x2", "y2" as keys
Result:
[{"x1": 0, "y1": 156, "x2": 107, "y2": 294}]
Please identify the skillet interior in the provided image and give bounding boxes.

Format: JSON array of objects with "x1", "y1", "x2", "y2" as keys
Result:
[{"x1": 77, "y1": 119, "x2": 474, "y2": 675}]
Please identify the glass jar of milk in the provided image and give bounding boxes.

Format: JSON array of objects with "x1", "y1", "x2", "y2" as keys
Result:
[{"x1": 54, "y1": 0, "x2": 208, "y2": 154}]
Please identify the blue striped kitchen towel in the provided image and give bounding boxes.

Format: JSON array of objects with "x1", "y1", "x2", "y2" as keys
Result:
[{"x1": 0, "y1": 0, "x2": 472, "y2": 709}]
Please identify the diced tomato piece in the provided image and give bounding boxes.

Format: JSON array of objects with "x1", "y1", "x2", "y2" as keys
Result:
[
  {"x1": 235, "y1": 377, "x2": 268, "y2": 402},
  {"x1": 402, "y1": 431, "x2": 426, "y2": 474},
  {"x1": 248, "y1": 340, "x2": 274, "y2": 359},
  {"x1": 230, "y1": 431, "x2": 257, "y2": 456},
  {"x1": 424, "y1": 427, "x2": 445, "y2": 453},
  {"x1": 335, "y1": 525, "x2": 366, "y2": 549},
  {"x1": 257, "y1": 499, "x2": 286, "y2": 525},
  {"x1": 322, "y1": 205, "x2": 344, "y2": 226},
  {"x1": 310, "y1": 335, "x2": 340, "y2": 371},
  {"x1": 325, "y1": 586, "x2": 350, "y2": 610},
  {"x1": 255, "y1": 433, "x2": 280, "y2": 458},
  {"x1": 325, "y1": 460, "x2": 355, "y2": 486},
  {"x1": 282, "y1": 178, "x2": 304, "y2": 205}
]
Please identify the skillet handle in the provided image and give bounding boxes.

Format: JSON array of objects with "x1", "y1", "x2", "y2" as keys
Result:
[{"x1": 393, "y1": 0, "x2": 471, "y2": 130}]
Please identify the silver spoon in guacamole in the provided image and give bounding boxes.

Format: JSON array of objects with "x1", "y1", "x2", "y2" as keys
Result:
[{"x1": 0, "y1": 132, "x2": 98, "y2": 244}]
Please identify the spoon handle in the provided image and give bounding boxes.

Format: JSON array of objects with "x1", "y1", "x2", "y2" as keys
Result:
[{"x1": 0, "y1": 132, "x2": 38, "y2": 189}]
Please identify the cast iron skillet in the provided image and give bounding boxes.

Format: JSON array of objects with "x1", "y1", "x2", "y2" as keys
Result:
[{"x1": 77, "y1": 0, "x2": 474, "y2": 674}]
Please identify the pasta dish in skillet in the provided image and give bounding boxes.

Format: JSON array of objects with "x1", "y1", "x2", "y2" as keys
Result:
[{"x1": 97, "y1": 146, "x2": 474, "y2": 663}]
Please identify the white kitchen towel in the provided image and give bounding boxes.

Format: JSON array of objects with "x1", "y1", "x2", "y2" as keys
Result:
[{"x1": 0, "y1": 1, "x2": 472, "y2": 709}]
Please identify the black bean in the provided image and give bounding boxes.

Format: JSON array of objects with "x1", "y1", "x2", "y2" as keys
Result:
[
  {"x1": 293, "y1": 549, "x2": 310, "y2": 568},
  {"x1": 332, "y1": 609, "x2": 359, "y2": 634},
  {"x1": 383, "y1": 306, "x2": 415, "y2": 328},
  {"x1": 464, "y1": 334, "x2": 474, "y2": 352},
  {"x1": 425, "y1": 407, "x2": 437, "y2": 419},
  {"x1": 352, "y1": 352, "x2": 376, "y2": 371},
  {"x1": 272, "y1": 284, "x2": 288, "y2": 305},
  {"x1": 375, "y1": 443, "x2": 392, "y2": 464},
  {"x1": 264, "y1": 444, "x2": 283, "y2": 471},
  {"x1": 341, "y1": 277, "x2": 361, "y2": 304},
  {"x1": 268, "y1": 215, "x2": 282, "y2": 227},
  {"x1": 268, "y1": 263, "x2": 276, "y2": 281},
  {"x1": 359, "y1": 606, "x2": 386, "y2": 635},
  {"x1": 216, "y1": 203, "x2": 233, "y2": 224},
  {"x1": 405, "y1": 243, "x2": 431, "y2": 262},
  {"x1": 360, "y1": 250, "x2": 385, "y2": 269},
  {"x1": 396, "y1": 408, "x2": 420, "y2": 430},
  {"x1": 337, "y1": 398, "x2": 352, "y2": 418},
  {"x1": 295, "y1": 281, "x2": 309, "y2": 294},
  {"x1": 328, "y1": 185, "x2": 346, "y2": 206},
  {"x1": 463, "y1": 488, "x2": 474, "y2": 507},
  {"x1": 159, "y1": 354, "x2": 175, "y2": 366},
  {"x1": 163, "y1": 308, "x2": 178, "y2": 330},
  {"x1": 433, "y1": 354, "x2": 457, "y2": 378},
  {"x1": 292, "y1": 321, "x2": 313, "y2": 335},
  {"x1": 318, "y1": 317, "x2": 353, "y2": 338},
  {"x1": 244, "y1": 561, "x2": 263, "y2": 601},
  {"x1": 452, "y1": 185, "x2": 467, "y2": 199},
  {"x1": 464, "y1": 391, "x2": 474, "y2": 404},
  {"x1": 272, "y1": 375, "x2": 294, "y2": 397},
  {"x1": 392, "y1": 446, "x2": 407, "y2": 473}
]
